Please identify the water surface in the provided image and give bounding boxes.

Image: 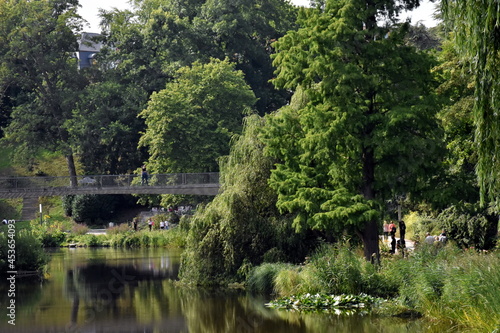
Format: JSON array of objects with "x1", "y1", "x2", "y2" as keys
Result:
[{"x1": 0, "y1": 248, "x2": 450, "y2": 332}]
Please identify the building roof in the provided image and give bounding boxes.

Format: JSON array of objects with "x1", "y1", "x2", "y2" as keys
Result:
[{"x1": 78, "y1": 32, "x2": 102, "y2": 52}]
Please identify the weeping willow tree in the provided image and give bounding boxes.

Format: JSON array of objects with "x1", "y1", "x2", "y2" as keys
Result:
[
  {"x1": 442, "y1": 0, "x2": 500, "y2": 209},
  {"x1": 179, "y1": 114, "x2": 311, "y2": 286}
]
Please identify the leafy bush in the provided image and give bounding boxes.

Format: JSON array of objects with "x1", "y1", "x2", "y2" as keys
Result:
[
  {"x1": 62, "y1": 195, "x2": 75, "y2": 216},
  {"x1": 0, "y1": 229, "x2": 49, "y2": 274},
  {"x1": 71, "y1": 223, "x2": 89, "y2": 235},
  {"x1": 71, "y1": 194, "x2": 119, "y2": 223},
  {"x1": 30, "y1": 221, "x2": 67, "y2": 247},
  {"x1": 84, "y1": 234, "x2": 100, "y2": 247},
  {"x1": 436, "y1": 204, "x2": 498, "y2": 250},
  {"x1": 106, "y1": 223, "x2": 131, "y2": 235}
]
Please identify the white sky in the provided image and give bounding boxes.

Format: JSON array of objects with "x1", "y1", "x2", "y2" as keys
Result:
[{"x1": 78, "y1": 0, "x2": 439, "y2": 32}]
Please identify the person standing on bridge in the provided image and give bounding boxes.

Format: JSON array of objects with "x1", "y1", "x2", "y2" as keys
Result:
[{"x1": 141, "y1": 165, "x2": 149, "y2": 185}]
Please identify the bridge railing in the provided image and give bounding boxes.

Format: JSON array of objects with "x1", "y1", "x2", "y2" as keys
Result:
[{"x1": 0, "y1": 173, "x2": 220, "y2": 190}]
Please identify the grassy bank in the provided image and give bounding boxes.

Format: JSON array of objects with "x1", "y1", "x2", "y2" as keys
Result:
[
  {"x1": 247, "y1": 243, "x2": 500, "y2": 331},
  {"x1": 27, "y1": 218, "x2": 188, "y2": 249},
  {"x1": 0, "y1": 225, "x2": 49, "y2": 276}
]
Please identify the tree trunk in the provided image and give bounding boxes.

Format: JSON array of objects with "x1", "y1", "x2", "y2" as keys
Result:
[
  {"x1": 66, "y1": 152, "x2": 78, "y2": 187},
  {"x1": 360, "y1": 146, "x2": 380, "y2": 262},
  {"x1": 360, "y1": 218, "x2": 380, "y2": 263}
]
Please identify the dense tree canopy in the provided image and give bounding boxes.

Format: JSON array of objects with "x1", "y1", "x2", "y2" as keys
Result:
[
  {"x1": 69, "y1": 81, "x2": 147, "y2": 174},
  {"x1": 0, "y1": 0, "x2": 84, "y2": 182},
  {"x1": 138, "y1": 58, "x2": 256, "y2": 174},
  {"x1": 264, "y1": 0, "x2": 443, "y2": 260},
  {"x1": 99, "y1": 0, "x2": 296, "y2": 114}
]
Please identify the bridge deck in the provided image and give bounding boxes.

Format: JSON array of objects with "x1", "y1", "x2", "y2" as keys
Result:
[{"x1": 0, "y1": 173, "x2": 220, "y2": 198}]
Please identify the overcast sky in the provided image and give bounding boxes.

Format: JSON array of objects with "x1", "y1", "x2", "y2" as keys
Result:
[{"x1": 78, "y1": 0, "x2": 439, "y2": 32}]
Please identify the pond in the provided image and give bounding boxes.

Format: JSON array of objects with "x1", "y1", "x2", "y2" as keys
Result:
[{"x1": 0, "y1": 248, "x2": 451, "y2": 333}]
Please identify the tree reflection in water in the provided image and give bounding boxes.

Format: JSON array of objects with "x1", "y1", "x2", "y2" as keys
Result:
[{"x1": 0, "y1": 248, "x2": 450, "y2": 333}]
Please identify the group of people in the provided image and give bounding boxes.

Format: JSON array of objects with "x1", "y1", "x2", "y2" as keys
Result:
[
  {"x1": 425, "y1": 230, "x2": 447, "y2": 245},
  {"x1": 147, "y1": 218, "x2": 170, "y2": 231},
  {"x1": 383, "y1": 220, "x2": 406, "y2": 254},
  {"x1": 383, "y1": 219, "x2": 449, "y2": 254},
  {"x1": 131, "y1": 217, "x2": 171, "y2": 231}
]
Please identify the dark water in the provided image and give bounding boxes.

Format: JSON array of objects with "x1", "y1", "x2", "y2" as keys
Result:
[{"x1": 0, "y1": 248, "x2": 450, "y2": 333}]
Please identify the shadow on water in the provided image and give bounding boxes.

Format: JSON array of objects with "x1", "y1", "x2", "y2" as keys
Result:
[{"x1": 0, "y1": 248, "x2": 451, "y2": 333}]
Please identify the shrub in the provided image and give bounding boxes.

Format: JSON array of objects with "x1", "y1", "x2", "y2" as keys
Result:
[
  {"x1": 0, "y1": 229, "x2": 49, "y2": 274},
  {"x1": 71, "y1": 223, "x2": 89, "y2": 235},
  {"x1": 30, "y1": 221, "x2": 67, "y2": 247},
  {"x1": 84, "y1": 234, "x2": 100, "y2": 247},
  {"x1": 71, "y1": 194, "x2": 119, "y2": 223},
  {"x1": 61, "y1": 195, "x2": 75, "y2": 217},
  {"x1": 436, "y1": 204, "x2": 498, "y2": 250},
  {"x1": 106, "y1": 223, "x2": 131, "y2": 235}
]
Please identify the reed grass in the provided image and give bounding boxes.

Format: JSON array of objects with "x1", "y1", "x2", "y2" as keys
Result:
[{"x1": 252, "y1": 241, "x2": 500, "y2": 331}]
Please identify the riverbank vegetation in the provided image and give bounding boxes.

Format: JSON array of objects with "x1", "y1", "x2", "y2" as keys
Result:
[
  {"x1": 0, "y1": 227, "x2": 49, "y2": 276},
  {"x1": 248, "y1": 243, "x2": 500, "y2": 332},
  {"x1": 1, "y1": 0, "x2": 500, "y2": 331},
  {"x1": 27, "y1": 218, "x2": 188, "y2": 249}
]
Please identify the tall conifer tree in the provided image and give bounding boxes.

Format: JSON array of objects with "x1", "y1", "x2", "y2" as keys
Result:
[{"x1": 264, "y1": 0, "x2": 443, "y2": 260}]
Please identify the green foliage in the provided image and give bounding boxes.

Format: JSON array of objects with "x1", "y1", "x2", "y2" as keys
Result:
[
  {"x1": 65, "y1": 233, "x2": 108, "y2": 247},
  {"x1": 106, "y1": 229, "x2": 187, "y2": 248},
  {"x1": 246, "y1": 263, "x2": 290, "y2": 295},
  {"x1": 0, "y1": 198, "x2": 22, "y2": 220},
  {"x1": 426, "y1": 36, "x2": 479, "y2": 210},
  {"x1": 266, "y1": 293, "x2": 382, "y2": 313},
  {"x1": 265, "y1": 1, "x2": 444, "y2": 259},
  {"x1": 250, "y1": 243, "x2": 500, "y2": 330},
  {"x1": 0, "y1": 229, "x2": 49, "y2": 274},
  {"x1": 385, "y1": 247, "x2": 500, "y2": 331},
  {"x1": 180, "y1": 115, "x2": 311, "y2": 286},
  {"x1": 436, "y1": 204, "x2": 497, "y2": 250},
  {"x1": 442, "y1": 0, "x2": 500, "y2": 209},
  {"x1": 30, "y1": 221, "x2": 67, "y2": 247},
  {"x1": 84, "y1": 234, "x2": 100, "y2": 247},
  {"x1": 71, "y1": 223, "x2": 89, "y2": 236},
  {"x1": 0, "y1": 0, "x2": 84, "y2": 177},
  {"x1": 69, "y1": 82, "x2": 147, "y2": 174},
  {"x1": 100, "y1": 0, "x2": 296, "y2": 113},
  {"x1": 62, "y1": 195, "x2": 74, "y2": 217},
  {"x1": 404, "y1": 212, "x2": 440, "y2": 242},
  {"x1": 304, "y1": 244, "x2": 397, "y2": 298},
  {"x1": 139, "y1": 58, "x2": 256, "y2": 173},
  {"x1": 70, "y1": 194, "x2": 119, "y2": 223}
]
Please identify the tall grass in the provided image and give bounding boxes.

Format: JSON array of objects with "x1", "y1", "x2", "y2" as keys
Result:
[
  {"x1": 246, "y1": 263, "x2": 291, "y2": 295},
  {"x1": 107, "y1": 228, "x2": 187, "y2": 248},
  {"x1": 0, "y1": 229, "x2": 49, "y2": 274},
  {"x1": 379, "y1": 245, "x2": 500, "y2": 331},
  {"x1": 256, "y1": 244, "x2": 397, "y2": 298},
  {"x1": 251, "y1": 242, "x2": 500, "y2": 331}
]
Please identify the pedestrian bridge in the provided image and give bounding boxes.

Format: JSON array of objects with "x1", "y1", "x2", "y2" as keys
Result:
[{"x1": 0, "y1": 173, "x2": 220, "y2": 198}]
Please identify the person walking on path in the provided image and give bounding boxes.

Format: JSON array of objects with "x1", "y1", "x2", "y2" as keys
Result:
[
  {"x1": 383, "y1": 221, "x2": 389, "y2": 240},
  {"x1": 387, "y1": 221, "x2": 397, "y2": 254},
  {"x1": 399, "y1": 220, "x2": 406, "y2": 248},
  {"x1": 141, "y1": 165, "x2": 149, "y2": 185}
]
